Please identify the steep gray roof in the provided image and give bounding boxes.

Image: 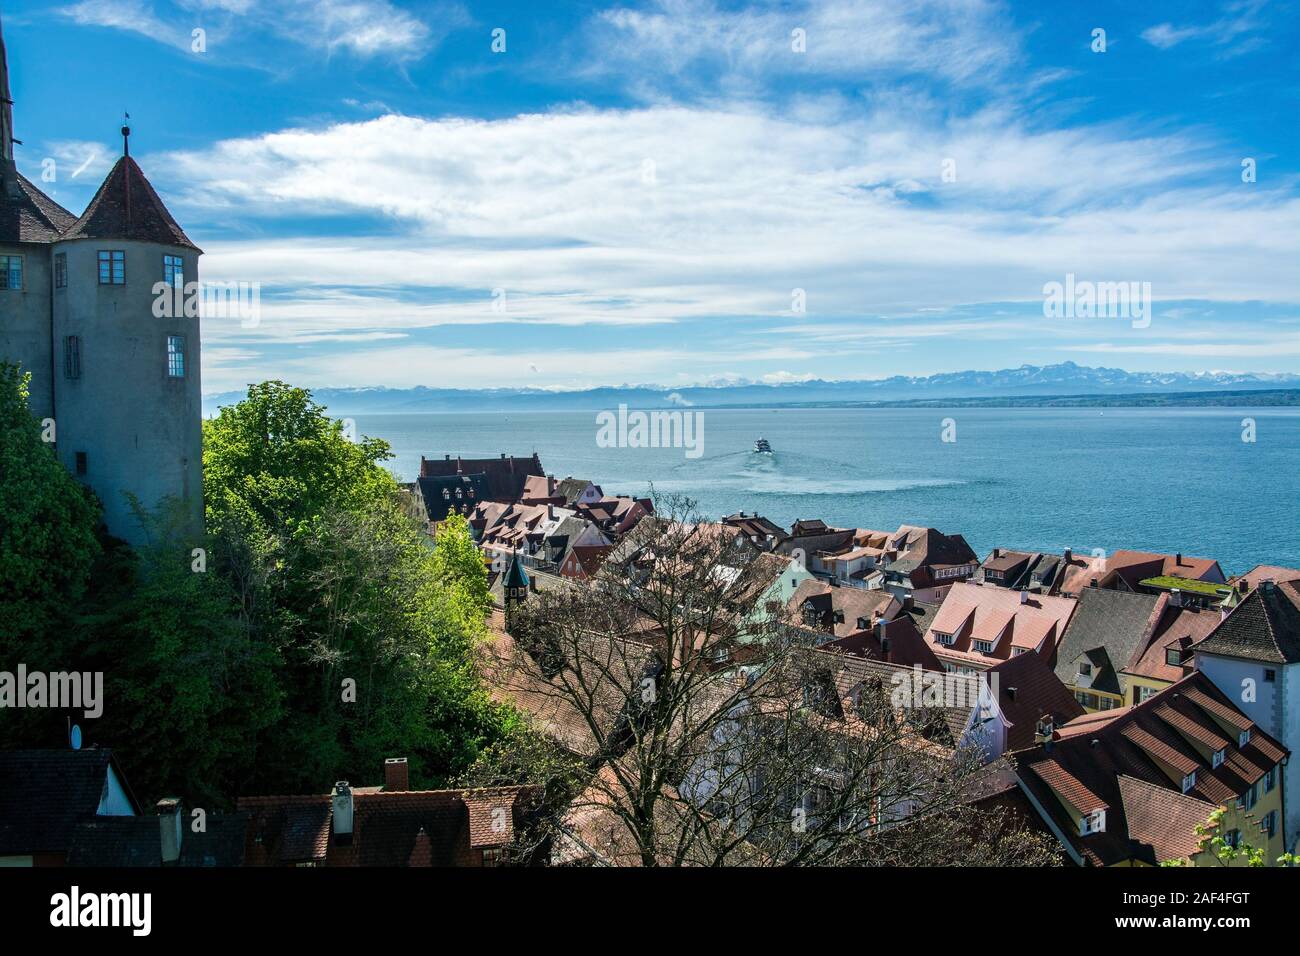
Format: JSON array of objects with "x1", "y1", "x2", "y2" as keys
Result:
[
  {"x1": 1193, "y1": 582, "x2": 1300, "y2": 665},
  {"x1": 0, "y1": 172, "x2": 77, "y2": 243},
  {"x1": 1053, "y1": 587, "x2": 1161, "y2": 694}
]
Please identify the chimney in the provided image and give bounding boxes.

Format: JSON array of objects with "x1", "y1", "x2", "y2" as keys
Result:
[
  {"x1": 1034, "y1": 715, "x2": 1055, "y2": 748},
  {"x1": 157, "y1": 798, "x2": 182, "y2": 864},
  {"x1": 1263, "y1": 579, "x2": 1276, "y2": 593},
  {"x1": 1090, "y1": 578, "x2": 1099, "y2": 589},
  {"x1": 1020, "y1": 589, "x2": 1029, "y2": 604},
  {"x1": 384, "y1": 757, "x2": 409, "y2": 792},
  {"x1": 444, "y1": 454, "x2": 451, "y2": 460},
  {"x1": 1175, "y1": 553, "x2": 1183, "y2": 566},
  {"x1": 1063, "y1": 548, "x2": 1072, "y2": 564},
  {"x1": 332, "y1": 781, "x2": 354, "y2": 841},
  {"x1": 993, "y1": 548, "x2": 1001, "y2": 559}
]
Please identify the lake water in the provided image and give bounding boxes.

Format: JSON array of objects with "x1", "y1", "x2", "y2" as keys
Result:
[{"x1": 353, "y1": 407, "x2": 1300, "y2": 575}]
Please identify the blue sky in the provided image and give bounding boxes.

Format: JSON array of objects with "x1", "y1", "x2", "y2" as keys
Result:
[{"x1": 5, "y1": 0, "x2": 1299, "y2": 392}]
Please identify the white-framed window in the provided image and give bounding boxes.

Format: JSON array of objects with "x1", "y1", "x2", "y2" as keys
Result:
[
  {"x1": 0, "y1": 254, "x2": 22, "y2": 290},
  {"x1": 1080, "y1": 809, "x2": 1106, "y2": 835},
  {"x1": 98, "y1": 250, "x2": 125, "y2": 285},
  {"x1": 163, "y1": 254, "x2": 185, "y2": 289},
  {"x1": 973, "y1": 639, "x2": 993, "y2": 655},
  {"x1": 1239, "y1": 728, "x2": 1252, "y2": 747},
  {"x1": 1181, "y1": 772, "x2": 1196, "y2": 794},
  {"x1": 934, "y1": 631, "x2": 955, "y2": 646},
  {"x1": 1211, "y1": 749, "x2": 1224, "y2": 768},
  {"x1": 1078, "y1": 661, "x2": 1092, "y2": 676},
  {"x1": 1165, "y1": 647, "x2": 1182, "y2": 666},
  {"x1": 1223, "y1": 828, "x2": 1241, "y2": 848},
  {"x1": 167, "y1": 335, "x2": 185, "y2": 377},
  {"x1": 1136, "y1": 685, "x2": 1158, "y2": 704},
  {"x1": 1264, "y1": 766, "x2": 1277, "y2": 793}
]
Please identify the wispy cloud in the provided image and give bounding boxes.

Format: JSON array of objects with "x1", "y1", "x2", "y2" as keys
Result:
[
  {"x1": 1141, "y1": 0, "x2": 1273, "y2": 56},
  {"x1": 59, "y1": 0, "x2": 459, "y2": 60}
]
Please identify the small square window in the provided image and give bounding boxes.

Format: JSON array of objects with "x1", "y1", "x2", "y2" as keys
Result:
[
  {"x1": 1078, "y1": 661, "x2": 1092, "y2": 676},
  {"x1": 98, "y1": 250, "x2": 125, "y2": 285},
  {"x1": 0, "y1": 255, "x2": 22, "y2": 290},
  {"x1": 1264, "y1": 669, "x2": 1276, "y2": 683},
  {"x1": 167, "y1": 335, "x2": 185, "y2": 378},
  {"x1": 1165, "y1": 647, "x2": 1182, "y2": 667}
]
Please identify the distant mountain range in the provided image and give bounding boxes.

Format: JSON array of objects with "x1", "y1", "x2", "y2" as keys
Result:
[{"x1": 203, "y1": 362, "x2": 1300, "y2": 415}]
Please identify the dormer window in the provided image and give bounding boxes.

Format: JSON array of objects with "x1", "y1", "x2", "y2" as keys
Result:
[
  {"x1": 1239, "y1": 729, "x2": 1252, "y2": 747},
  {"x1": 1181, "y1": 772, "x2": 1196, "y2": 793},
  {"x1": 1078, "y1": 661, "x2": 1092, "y2": 676},
  {"x1": 857, "y1": 617, "x2": 869, "y2": 631},
  {"x1": 1212, "y1": 749, "x2": 1225, "y2": 768},
  {"x1": 1165, "y1": 647, "x2": 1182, "y2": 667},
  {"x1": 973, "y1": 640, "x2": 994, "y2": 655},
  {"x1": 1080, "y1": 809, "x2": 1106, "y2": 835},
  {"x1": 934, "y1": 631, "x2": 955, "y2": 646}
]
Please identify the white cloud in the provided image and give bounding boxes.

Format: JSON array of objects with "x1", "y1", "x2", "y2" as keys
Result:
[{"x1": 60, "y1": 0, "x2": 451, "y2": 59}]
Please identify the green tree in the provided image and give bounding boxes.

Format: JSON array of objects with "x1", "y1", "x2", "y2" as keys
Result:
[
  {"x1": 0, "y1": 362, "x2": 100, "y2": 660},
  {"x1": 204, "y1": 382, "x2": 512, "y2": 793}
]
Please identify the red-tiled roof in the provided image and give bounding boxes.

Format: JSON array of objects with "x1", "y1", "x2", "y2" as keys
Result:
[
  {"x1": 239, "y1": 784, "x2": 540, "y2": 866},
  {"x1": 1013, "y1": 672, "x2": 1288, "y2": 866}
]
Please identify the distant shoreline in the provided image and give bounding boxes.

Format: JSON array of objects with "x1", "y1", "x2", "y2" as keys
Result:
[{"x1": 204, "y1": 387, "x2": 1300, "y2": 415}]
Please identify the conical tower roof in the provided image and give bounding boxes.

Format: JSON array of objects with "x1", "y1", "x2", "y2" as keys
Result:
[
  {"x1": 61, "y1": 155, "x2": 201, "y2": 252},
  {"x1": 505, "y1": 552, "x2": 530, "y2": 591}
]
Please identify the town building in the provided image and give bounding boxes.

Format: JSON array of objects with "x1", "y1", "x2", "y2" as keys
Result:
[
  {"x1": 1191, "y1": 576, "x2": 1300, "y2": 850},
  {"x1": 922, "y1": 581, "x2": 1077, "y2": 672},
  {"x1": 418, "y1": 452, "x2": 544, "y2": 503},
  {"x1": 238, "y1": 757, "x2": 544, "y2": 866},
  {"x1": 1013, "y1": 673, "x2": 1288, "y2": 866},
  {"x1": 0, "y1": 748, "x2": 243, "y2": 866}
]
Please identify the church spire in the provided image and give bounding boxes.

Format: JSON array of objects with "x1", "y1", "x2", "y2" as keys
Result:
[{"x1": 1, "y1": 9, "x2": 16, "y2": 168}]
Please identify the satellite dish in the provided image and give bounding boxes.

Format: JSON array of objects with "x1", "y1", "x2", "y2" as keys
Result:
[{"x1": 70, "y1": 724, "x2": 82, "y2": 750}]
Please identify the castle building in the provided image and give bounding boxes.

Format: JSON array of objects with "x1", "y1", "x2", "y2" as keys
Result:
[{"x1": 0, "y1": 15, "x2": 203, "y2": 546}]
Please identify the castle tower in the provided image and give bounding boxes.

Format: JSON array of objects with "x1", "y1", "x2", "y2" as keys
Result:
[{"x1": 0, "y1": 14, "x2": 204, "y2": 546}]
